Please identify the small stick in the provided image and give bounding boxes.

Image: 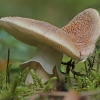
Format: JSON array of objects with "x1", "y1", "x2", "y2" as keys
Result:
[
  {"x1": 6, "y1": 48, "x2": 10, "y2": 89},
  {"x1": 97, "y1": 53, "x2": 100, "y2": 73},
  {"x1": 84, "y1": 62, "x2": 88, "y2": 76}
]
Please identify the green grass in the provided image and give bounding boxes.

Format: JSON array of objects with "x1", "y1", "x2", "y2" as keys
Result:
[
  {"x1": 0, "y1": 68, "x2": 57, "y2": 100},
  {"x1": 0, "y1": 50, "x2": 100, "y2": 100}
]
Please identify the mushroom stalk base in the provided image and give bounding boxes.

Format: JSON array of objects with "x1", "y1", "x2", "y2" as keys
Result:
[{"x1": 20, "y1": 43, "x2": 64, "y2": 85}]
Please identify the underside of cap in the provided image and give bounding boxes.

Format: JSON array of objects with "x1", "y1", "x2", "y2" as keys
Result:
[
  {"x1": 0, "y1": 16, "x2": 80, "y2": 60},
  {"x1": 62, "y1": 8, "x2": 100, "y2": 61}
]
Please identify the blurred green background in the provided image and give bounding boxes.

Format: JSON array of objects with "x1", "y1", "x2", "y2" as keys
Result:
[{"x1": 0, "y1": 0, "x2": 100, "y2": 71}]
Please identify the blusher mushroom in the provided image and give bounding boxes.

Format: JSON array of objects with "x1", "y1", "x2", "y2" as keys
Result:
[
  {"x1": 0, "y1": 8, "x2": 100, "y2": 85},
  {"x1": 0, "y1": 17, "x2": 80, "y2": 85}
]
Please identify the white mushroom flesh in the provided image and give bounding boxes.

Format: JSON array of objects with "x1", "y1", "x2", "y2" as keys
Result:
[{"x1": 20, "y1": 43, "x2": 64, "y2": 84}]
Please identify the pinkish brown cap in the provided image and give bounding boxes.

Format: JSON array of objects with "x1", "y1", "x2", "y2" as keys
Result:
[{"x1": 0, "y1": 8, "x2": 100, "y2": 61}]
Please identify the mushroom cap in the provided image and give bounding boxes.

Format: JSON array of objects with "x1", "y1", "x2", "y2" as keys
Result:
[
  {"x1": 0, "y1": 17, "x2": 80, "y2": 60},
  {"x1": 0, "y1": 8, "x2": 100, "y2": 61}
]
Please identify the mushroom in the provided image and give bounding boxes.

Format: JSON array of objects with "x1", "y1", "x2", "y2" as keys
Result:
[{"x1": 0, "y1": 8, "x2": 100, "y2": 85}]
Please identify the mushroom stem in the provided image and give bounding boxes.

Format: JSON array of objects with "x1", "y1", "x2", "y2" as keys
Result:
[
  {"x1": 25, "y1": 63, "x2": 56, "y2": 84},
  {"x1": 20, "y1": 43, "x2": 64, "y2": 85}
]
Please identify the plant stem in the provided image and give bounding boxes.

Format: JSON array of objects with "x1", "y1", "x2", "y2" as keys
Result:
[{"x1": 6, "y1": 48, "x2": 10, "y2": 89}]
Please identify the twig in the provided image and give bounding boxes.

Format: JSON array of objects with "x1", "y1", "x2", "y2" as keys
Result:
[
  {"x1": 70, "y1": 68, "x2": 86, "y2": 77},
  {"x1": 84, "y1": 62, "x2": 88, "y2": 76},
  {"x1": 6, "y1": 48, "x2": 10, "y2": 89},
  {"x1": 97, "y1": 53, "x2": 100, "y2": 73}
]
